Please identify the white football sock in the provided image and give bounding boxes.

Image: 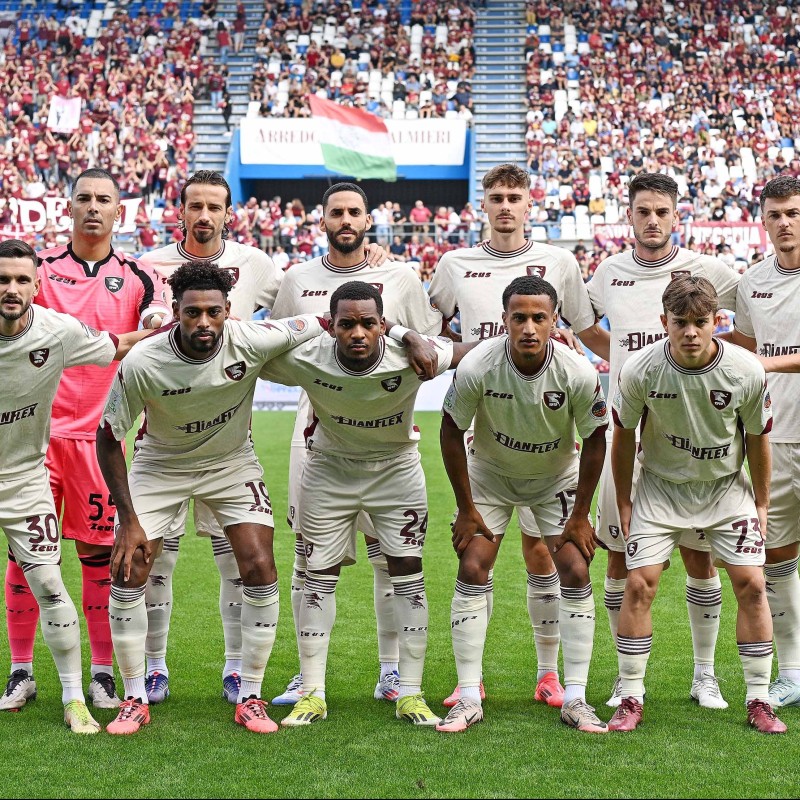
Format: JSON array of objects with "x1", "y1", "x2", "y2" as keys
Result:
[
  {"x1": 764, "y1": 558, "x2": 800, "y2": 676},
  {"x1": 738, "y1": 641, "x2": 773, "y2": 703},
  {"x1": 211, "y1": 535, "x2": 243, "y2": 664},
  {"x1": 109, "y1": 583, "x2": 148, "y2": 702},
  {"x1": 450, "y1": 579, "x2": 488, "y2": 698},
  {"x1": 238, "y1": 583, "x2": 279, "y2": 703},
  {"x1": 299, "y1": 572, "x2": 338, "y2": 696},
  {"x1": 617, "y1": 634, "x2": 651, "y2": 702},
  {"x1": 686, "y1": 574, "x2": 721, "y2": 672},
  {"x1": 527, "y1": 571, "x2": 560, "y2": 679},
  {"x1": 291, "y1": 538, "x2": 307, "y2": 656},
  {"x1": 391, "y1": 572, "x2": 428, "y2": 697},
  {"x1": 603, "y1": 575, "x2": 626, "y2": 645},
  {"x1": 368, "y1": 542, "x2": 400, "y2": 665},
  {"x1": 25, "y1": 564, "x2": 83, "y2": 704},
  {"x1": 144, "y1": 536, "x2": 179, "y2": 665},
  {"x1": 560, "y1": 584, "x2": 595, "y2": 690},
  {"x1": 485, "y1": 568, "x2": 494, "y2": 621}
]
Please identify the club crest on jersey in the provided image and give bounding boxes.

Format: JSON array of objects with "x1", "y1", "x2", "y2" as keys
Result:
[
  {"x1": 286, "y1": 318, "x2": 307, "y2": 333},
  {"x1": 221, "y1": 267, "x2": 240, "y2": 285},
  {"x1": 368, "y1": 283, "x2": 384, "y2": 294},
  {"x1": 710, "y1": 390, "x2": 732, "y2": 409},
  {"x1": 225, "y1": 361, "x2": 247, "y2": 381},
  {"x1": 671, "y1": 270, "x2": 690, "y2": 280},
  {"x1": 527, "y1": 265, "x2": 547, "y2": 278},
  {"x1": 381, "y1": 376, "x2": 402, "y2": 392},
  {"x1": 105, "y1": 276, "x2": 124, "y2": 293},
  {"x1": 29, "y1": 348, "x2": 49, "y2": 367},
  {"x1": 543, "y1": 391, "x2": 565, "y2": 409}
]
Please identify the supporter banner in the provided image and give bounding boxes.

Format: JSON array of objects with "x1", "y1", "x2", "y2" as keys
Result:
[
  {"x1": 46, "y1": 96, "x2": 82, "y2": 134},
  {"x1": 0, "y1": 197, "x2": 143, "y2": 235},
  {"x1": 240, "y1": 118, "x2": 467, "y2": 167},
  {"x1": 593, "y1": 221, "x2": 769, "y2": 252},
  {"x1": 593, "y1": 224, "x2": 632, "y2": 243},
  {"x1": 685, "y1": 222, "x2": 769, "y2": 251}
]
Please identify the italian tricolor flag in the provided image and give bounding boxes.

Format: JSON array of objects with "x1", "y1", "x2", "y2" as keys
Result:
[{"x1": 308, "y1": 95, "x2": 397, "y2": 182}]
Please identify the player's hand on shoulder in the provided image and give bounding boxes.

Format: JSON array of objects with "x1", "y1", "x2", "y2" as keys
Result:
[
  {"x1": 451, "y1": 509, "x2": 496, "y2": 557},
  {"x1": 551, "y1": 326, "x2": 584, "y2": 355},
  {"x1": 404, "y1": 331, "x2": 438, "y2": 380},
  {"x1": 365, "y1": 241, "x2": 392, "y2": 267}
]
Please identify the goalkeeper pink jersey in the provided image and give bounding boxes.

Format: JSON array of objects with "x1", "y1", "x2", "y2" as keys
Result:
[{"x1": 35, "y1": 243, "x2": 168, "y2": 439}]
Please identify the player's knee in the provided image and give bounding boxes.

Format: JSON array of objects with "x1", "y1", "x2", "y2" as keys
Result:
[
  {"x1": 239, "y1": 552, "x2": 276, "y2": 586},
  {"x1": 680, "y1": 546, "x2": 716, "y2": 579},
  {"x1": 27, "y1": 565, "x2": 65, "y2": 605},
  {"x1": 624, "y1": 570, "x2": 658, "y2": 606},
  {"x1": 731, "y1": 569, "x2": 767, "y2": 607},
  {"x1": 554, "y1": 553, "x2": 590, "y2": 588},
  {"x1": 458, "y1": 553, "x2": 490, "y2": 586},
  {"x1": 386, "y1": 555, "x2": 422, "y2": 577}
]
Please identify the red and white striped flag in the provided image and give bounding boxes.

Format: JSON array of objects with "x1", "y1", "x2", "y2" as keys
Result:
[{"x1": 308, "y1": 95, "x2": 397, "y2": 182}]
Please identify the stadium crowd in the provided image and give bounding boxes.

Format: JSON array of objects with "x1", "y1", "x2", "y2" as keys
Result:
[
  {"x1": 523, "y1": 0, "x2": 800, "y2": 237},
  {"x1": 248, "y1": 0, "x2": 476, "y2": 119},
  {"x1": 0, "y1": 2, "x2": 215, "y2": 246}
]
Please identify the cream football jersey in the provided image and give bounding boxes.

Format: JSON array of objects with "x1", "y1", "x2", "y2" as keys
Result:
[
  {"x1": 261, "y1": 334, "x2": 453, "y2": 460},
  {"x1": 613, "y1": 339, "x2": 771, "y2": 483},
  {"x1": 139, "y1": 240, "x2": 284, "y2": 321},
  {"x1": 100, "y1": 315, "x2": 322, "y2": 469},
  {"x1": 443, "y1": 338, "x2": 609, "y2": 479},
  {"x1": 428, "y1": 240, "x2": 596, "y2": 342},
  {"x1": 588, "y1": 246, "x2": 740, "y2": 404},
  {"x1": 734, "y1": 254, "x2": 800, "y2": 442},
  {"x1": 0, "y1": 306, "x2": 116, "y2": 480},
  {"x1": 271, "y1": 254, "x2": 444, "y2": 446},
  {"x1": 271, "y1": 254, "x2": 443, "y2": 333}
]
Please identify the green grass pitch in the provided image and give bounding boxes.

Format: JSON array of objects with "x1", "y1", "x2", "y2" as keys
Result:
[{"x1": 0, "y1": 412, "x2": 795, "y2": 799}]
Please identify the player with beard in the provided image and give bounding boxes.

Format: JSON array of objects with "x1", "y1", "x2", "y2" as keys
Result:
[
  {"x1": 268, "y1": 183, "x2": 445, "y2": 707},
  {"x1": 729, "y1": 176, "x2": 800, "y2": 709},
  {"x1": 96, "y1": 261, "x2": 326, "y2": 735},
  {"x1": 137, "y1": 172, "x2": 395, "y2": 706},
  {"x1": 587, "y1": 173, "x2": 741, "y2": 709},
  {"x1": 0, "y1": 239, "x2": 151, "y2": 733},
  {"x1": 428, "y1": 163, "x2": 609, "y2": 709},
  {"x1": 0, "y1": 169, "x2": 167, "y2": 714}
]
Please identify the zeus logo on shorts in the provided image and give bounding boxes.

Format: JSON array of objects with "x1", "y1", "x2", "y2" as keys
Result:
[
  {"x1": 105, "y1": 276, "x2": 124, "y2": 292},
  {"x1": 225, "y1": 362, "x2": 246, "y2": 381},
  {"x1": 710, "y1": 390, "x2": 732, "y2": 409},
  {"x1": 29, "y1": 348, "x2": 49, "y2": 367}
]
